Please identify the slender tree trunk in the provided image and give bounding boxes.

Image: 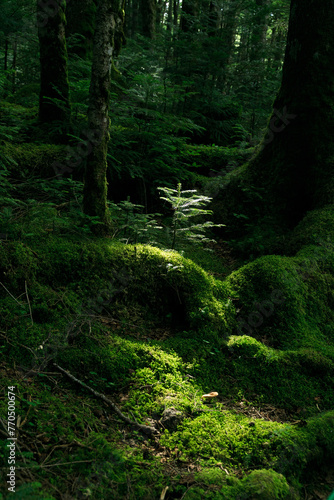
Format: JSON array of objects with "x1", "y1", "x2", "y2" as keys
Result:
[
  {"x1": 219, "y1": 0, "x2": 239, "y2": 85},
  {"x1": 83, "y1": 0, "x2": 125, "y2": 232},
  {"x1": 249, "y1": 0, "x2": 270, "y2": 62},
  {"x1": 180, "y1": 0, "x2": 199, "y2": 32},
  {"x1": 11, "y1": 38, "x2": 17, "y2": 94},
  {"x1": 207, "y1": 0, "x2": 220, "y2": 36},
  {"x1": 4, "y1": 38, "x2": 8, "y2": 71},
  {"x1": 166, "y1": 0, "x2": 173, "y2": 31},
  {"x1": 173, "y1": 0, "x2": 179, "y2": 26},
  {"x1": 140, "y1": 0, "x2": 157, "y2": 38},
  {"x1": 37, "y1": 0, "x2": 71, "y2": 123},
  {"x1": 3, "y1": 37, "x2": 9, "y2": 97}
]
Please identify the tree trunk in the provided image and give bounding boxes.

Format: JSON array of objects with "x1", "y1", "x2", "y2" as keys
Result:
[
  {"x1": 173, "y1": 0, "x2": 179, "y2": 26},
  {"x1": 166, "y1": 0, "x2": 173, "y2": 31},
  {"x1": 37, "y1": 0, "x2": 71, "y2": 123},
  {"x1": 65, "y1": 0, "x2": 97, "y2": 58},
  {"x1": 11, "y1": 37, "x2": 17, "y2": 94},
  {"x1": 140, "y1": 0, "x2": 157, "y2": 38},
  {"x1": 83, "y1": 0, "x2": 125, "y2": 232},
  {"x1": 249, "y1": 0, "x2": 270, "y2": 62},
  {"x1": 220, "y1": 0, "x2": 334, "y2": 229},
  {"x1": 180, "y1": 0, "x2": 199, "y2": 32},
  {"x1": 4, "y1": 38, "x2": 8, "y2": 71}
]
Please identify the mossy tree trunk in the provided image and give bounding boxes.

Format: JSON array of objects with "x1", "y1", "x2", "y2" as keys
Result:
[
  {"x1": 37, "y1": 0, "x2": 71, "y2": 123},
  {"x1": 223, "y1": 0, "x2": 334, "y2": 229},
  {"x1": 83, "y1": 0, "x2": 125, "y2": 233}
]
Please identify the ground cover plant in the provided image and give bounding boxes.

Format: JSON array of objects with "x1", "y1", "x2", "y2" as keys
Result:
[
  {"x1": 0, "y1": 177, "x2": 334, "y2": 498},
  {"x1": 1, "y1": 0, "x2": 334, "y2": 498}
]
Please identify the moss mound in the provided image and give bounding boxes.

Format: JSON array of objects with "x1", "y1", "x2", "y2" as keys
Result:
[{"x1": 288, "y1": 205, "x2": 334, "y2": 253}]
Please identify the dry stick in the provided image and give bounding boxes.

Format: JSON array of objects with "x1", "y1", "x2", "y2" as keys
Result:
[
  {"x1": 0, "y1": 281, "x2": 22, "y2": 305},
  {"x1": 25, "y1": 280, "x2": 33, "y2": 326},
  {"x1": 53, "y1": 363, "x2": 159, "y2": 437}
]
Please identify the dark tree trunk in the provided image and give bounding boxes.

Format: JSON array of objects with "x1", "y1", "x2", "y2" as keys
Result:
[
  {"x1": 173, "y1": 0, "x2": 179, "y2": 26},
  {"x1": 65, "y1": 0, "x2": 97, "y2": 58},
  {"x1": 249, "y1": 0, "x2": 270, "y2": 62},
  {"x1": 219, "y1": 0, "x2": 239, "y2": 78},
  {"x1": 11, "y1": 38, "x2": 17, "y2": 94},
  {"x1": 83, "y1": 0, "x2": 125, "y2": 232},
  {"x1": 180, "y1": 0, "x2": 199, "y2": 32},
  {"x1": 37, "y1": 0, "x2": 71, "y2": 123},
  {"x1": 222, "y1": 0, "x2": 334, "y2": 229},
  {"x1": 4, "y1": 38, "x2": 8, "y2": 71},
  {"x1": 207, "y1": 0, "x2": 220, "y2": 36},
  {"x1": 166, "y1": 0, "x2": 173, "y2": 31},
  {"x1": 140, "y1": 0, "x2": 157, "y2": 38}
]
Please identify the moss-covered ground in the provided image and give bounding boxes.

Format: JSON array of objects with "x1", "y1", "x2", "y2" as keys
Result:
[
  {"x1": 0, "y1": 204, "x2": 334, "y2": 499},
  {"x1": 0, "y1": 107, "x2": 334, "y2": 498}
]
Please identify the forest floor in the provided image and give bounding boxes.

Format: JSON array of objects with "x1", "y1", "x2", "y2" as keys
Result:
[{"x1": 0, "y1": 104, "x2": 334, "y2": 499}]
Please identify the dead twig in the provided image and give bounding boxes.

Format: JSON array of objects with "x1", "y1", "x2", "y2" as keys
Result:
[
  {"x1": 41, "y1": 440, "x2": 94, "y2": 466},
  {"x1": 0, "y1": 282, "x2": 22, "y2": 305},
  {"x1": 53, "y1": 363, "x2": 159, "y2": 437},
  {"x1": 24, "y1": 280, "x2": 33, "y2": 326}
]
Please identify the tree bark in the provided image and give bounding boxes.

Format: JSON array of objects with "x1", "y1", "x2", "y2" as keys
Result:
[
  {"x1": 220, "y1": 0, "x2": 334, "y2": 229},
  {"x1": 173, "y1": 0, "x2": 179, "y2": 26},
  {"x1": 83, "y1": 0, "x2": 125, "y2": 232},
  {"x1": 11, "y1": 37, "x2": 17, "y2": 94},
  {"x1": 140, "y1": 0, "x2": 157, "y2": 38},
  {"x1": 65, "y1": 0, "x2": 97, "y2": 58},
  {"x1": 37, "y1": 0, "x2": 71, "y2": 123},
  {"x1": 180, "y1": 0, "x2": 199, "y2": 32}
]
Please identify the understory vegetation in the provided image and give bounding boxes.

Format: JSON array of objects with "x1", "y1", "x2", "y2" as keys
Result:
[
  {"x1": 1, "y1": 0, "x2": 334, "y2": 498},
  {"x1": 0, "y1": 128, "x2": 334, "y2": 498}
]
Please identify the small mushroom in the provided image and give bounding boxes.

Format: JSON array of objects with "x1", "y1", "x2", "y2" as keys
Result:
[{"x1": 201, "y1": 391, "x2": 219, "y2": 400}]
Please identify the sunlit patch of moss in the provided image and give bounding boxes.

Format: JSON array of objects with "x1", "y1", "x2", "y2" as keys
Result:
[{"x1": 161, "y1": 409, "x2": 334, "y2": 484}]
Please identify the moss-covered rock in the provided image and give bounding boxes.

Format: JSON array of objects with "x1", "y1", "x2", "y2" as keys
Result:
[
  {"x1": 240, "y1": 469, "x2": 292, "y2": 500},
  {"x1": 225, "y1": 250, "x2": 334, "y2": 354},
  {"x1": 287, "y1": 205, "x2": 334, "y2": 254}
]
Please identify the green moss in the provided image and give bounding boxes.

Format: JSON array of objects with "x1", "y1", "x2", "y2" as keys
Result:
[
  {"x1": 225, "y1": 250, "x2": 334, "y2": 354},
  {"x1": 239, "y1": 469, "x2": 294, "y2": 500},
  {"x1": 288, "y1": 205, "x2": 334, "y2": 254},
  {"x1": 1, "y1": 201, "x2": 334, "y2": 498},
  {"x1": 29, "y1": 239, "x2": 232, "y2": 337},
  {"x1": 0, "y1": 142, "x2": 67, "y2": 176}
]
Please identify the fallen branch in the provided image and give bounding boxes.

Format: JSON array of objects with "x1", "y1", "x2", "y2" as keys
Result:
[
  {"x1": 53, "y1": 363, "x2": 159, "y2": 437},
  {"x1": 25, "y1": 280, "x2": 34, "y2": 326}
]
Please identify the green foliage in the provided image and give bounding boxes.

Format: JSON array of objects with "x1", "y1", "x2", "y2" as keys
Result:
[
  {"x1": 12, "y1": 482, "x2": 55, "y2": 500},
  {"x1": 0, "y1": 220, "x2": 334, "y2": 498},
  {"x1": 158, "y1": 183, "x2": 224, "y2": 249},
  {"x1": 0, "y1": 2, "x2": 332, "y2": 498},
  {"x1": 108, "y1": 199, "x2": 162, "y2": 244}
]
